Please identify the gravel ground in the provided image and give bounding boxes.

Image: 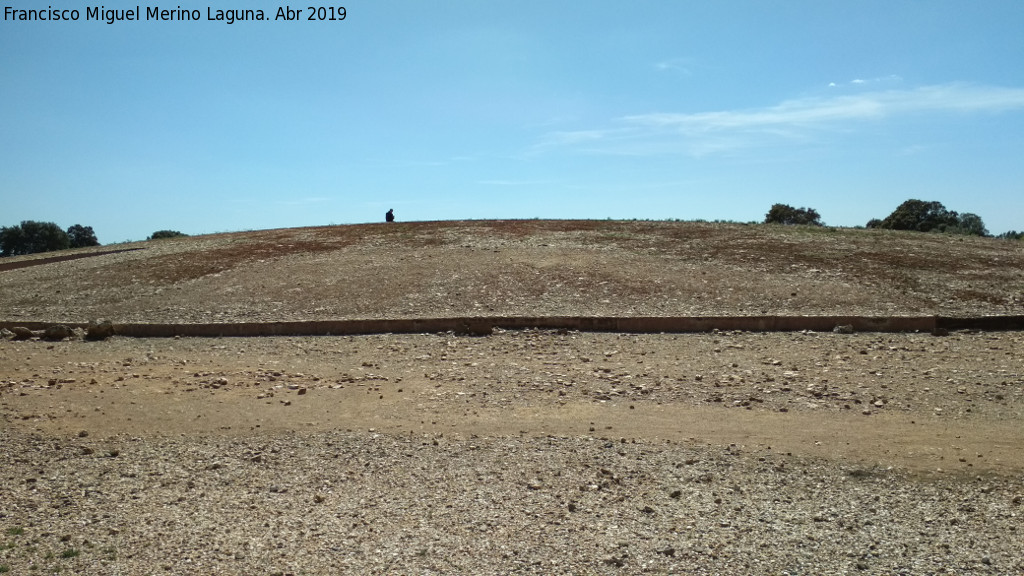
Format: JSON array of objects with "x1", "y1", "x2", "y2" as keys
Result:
[
  {"x1": 2, "y1": 430, "x2": 1023, "y2": 575},
  {"x1": 2, "y1": 329, "x2": 1023, "y2": 575}
]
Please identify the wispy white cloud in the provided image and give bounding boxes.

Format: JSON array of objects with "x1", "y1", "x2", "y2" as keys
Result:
[
  {"x1": 829, "y1": 74, "x2": 903, "y2": 88},
  {"x1": 533, "y1": 83, "x2": 1024, "y2": 157},
  {"x1": 653, "y1": 58, "x2": 693, "y2": 75}
]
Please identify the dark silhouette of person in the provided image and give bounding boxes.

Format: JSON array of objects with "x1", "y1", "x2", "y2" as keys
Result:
[{"x1": 385, "y1": 209, "x2": 395, "y2": 223}]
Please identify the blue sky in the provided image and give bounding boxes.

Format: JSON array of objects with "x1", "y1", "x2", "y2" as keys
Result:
[{"x1": 2, "y1": 1, "x2": 1023, "y2": 242}]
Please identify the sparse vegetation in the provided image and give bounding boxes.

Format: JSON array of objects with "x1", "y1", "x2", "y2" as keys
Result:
[
  {"x1": 4, "y1": 527, "x2": 23, "y2": 537},
  {"x1": 59, "y1": 548, "x2": 79, "y2": 559},
  {"x1": 764, "y1": 204, "x2": 823, "y2": 226},
  {"x1": 148, "y1": 230, "x2": 188, "y2": 240}
]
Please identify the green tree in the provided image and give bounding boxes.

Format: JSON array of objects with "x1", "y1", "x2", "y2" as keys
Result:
[
  {"x1": 66, "y1": 224, "x2": 100, "y2": 248},
  {"x1": 874, "y1": 199, "x2": 960, "y2": 232},
  {"x1": 871, "y1": 200, "x2": 988, "y2": 236},
  {"x1": 0, "y1": 220, "x2": 70, "y2": 256},
  {"x1": 148, "y1": 230, "x2": 188, "y2": 240},
  {"x1": 952, "y1": 213, "x2": 988, "y2": 237},
  {"x1": 764, "y1": 204, "x2": 823, "y2": 226},
  {"x1": 996, "y1": 230, "x2": 1023, "y2": 240}
]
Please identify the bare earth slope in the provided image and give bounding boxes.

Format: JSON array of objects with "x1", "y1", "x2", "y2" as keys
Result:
[
  {"x1": 1, "y1": 220, "x2": 1022, "y2": 322},
  {"x1": 2, "y1": 221, "x2": 1023, "y2": 575}
]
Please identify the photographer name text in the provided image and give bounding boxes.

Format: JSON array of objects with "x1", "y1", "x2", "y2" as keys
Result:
[{"x1": 4, "y1": 5, "x2": 345, "y2": 24}]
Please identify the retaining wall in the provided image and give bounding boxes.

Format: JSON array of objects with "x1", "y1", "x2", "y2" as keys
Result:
[
  {"x1": 3, "y1": 315, "x2": 1023, "y2": 338},
  {"x1": 0, "y1": 248, "x2": 146, "y2": 272}
]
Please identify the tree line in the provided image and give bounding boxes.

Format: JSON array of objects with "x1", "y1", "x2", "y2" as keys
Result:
[
  {"x1": 765, "y1": 198, "x2": 1021, "y2": 239},
  {"x1": 0, "y1": 221, "x2": 99, "y2": 256},
  {"x1": 0, "y1": 221, "x2": 188, "y2": 257}
]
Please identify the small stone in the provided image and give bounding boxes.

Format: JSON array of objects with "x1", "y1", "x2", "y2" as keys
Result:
[
  {"x1": 77, "y1": 430, "x2": 89, "y2": 438},
  {"x1": 11, "y1": 326, "x2": 34, "y2": 340},
  {"x1": 602, "y1": 554, "x2": 626, "y2": 567},
  {"x1": 44, "y1": 324, "x2": 75, "y2": 341},
  {"x1": 86, "y1": 320, "x2": 115, "y2": 341},
  {"x1": 297, "y1": 387, "x2": 307, "y2": 395},
  {"x1": 833, "y1": 324, "x2": 854, "y2": 334}
]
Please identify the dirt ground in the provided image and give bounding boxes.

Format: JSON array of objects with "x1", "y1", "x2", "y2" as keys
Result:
[
  {"x1": 1, "y1": 221, "x2": 1023, "y2": 574},
  {"x1": 3, "y1": 329, "x2": 1022, "y2": 473},
  {"x1": 2, "y1": 329, "x2": 1023, "y2": 574},
  {"x1": 2, "y1": 220, "x2": 1023, "y2": 323}
]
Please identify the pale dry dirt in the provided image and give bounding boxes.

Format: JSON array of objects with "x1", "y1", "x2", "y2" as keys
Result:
[{"x1": 1, "y1": 221, "x2": 1023, "y2": 575}]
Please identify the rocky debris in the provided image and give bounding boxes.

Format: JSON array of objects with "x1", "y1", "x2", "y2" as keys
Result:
[
  {"x1": 3, "y1": 330, "x2": 1020, "y2": 423},
  {"x1": 86, "y1": 319, "x2": 115, "y2": 341},
  {"x1": 833, "y1": 324, "x2": 855, "y2": 334},
  {"x1": 0, "y1": 329, "x2": 1022, "y2": 573},
  {"x1": 43, "y1": 324, "x2": 75, "y2": 341},
  {"x1": 2, "y1": 429, "x2": 1019, "y2": 575}
]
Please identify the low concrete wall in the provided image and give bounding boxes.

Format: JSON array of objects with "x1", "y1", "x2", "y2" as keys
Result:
[
  {"x1": 0, "y1": 248, "x2": 145, "y2": 272},
  {"x1": 4, "y1": 315, "x2": 1023, "y2": 339},
  {"x1": 937, "y1": 315, "x2": 1024, "y2": 331}
]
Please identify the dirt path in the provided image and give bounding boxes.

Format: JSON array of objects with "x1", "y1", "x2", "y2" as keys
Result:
[
  {"x1": 4, "y1": 330, "x2": 1021, "y2": 474},
  {"x1": 9, "y1": 383, "x2": 1021, "y2": 473}
]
